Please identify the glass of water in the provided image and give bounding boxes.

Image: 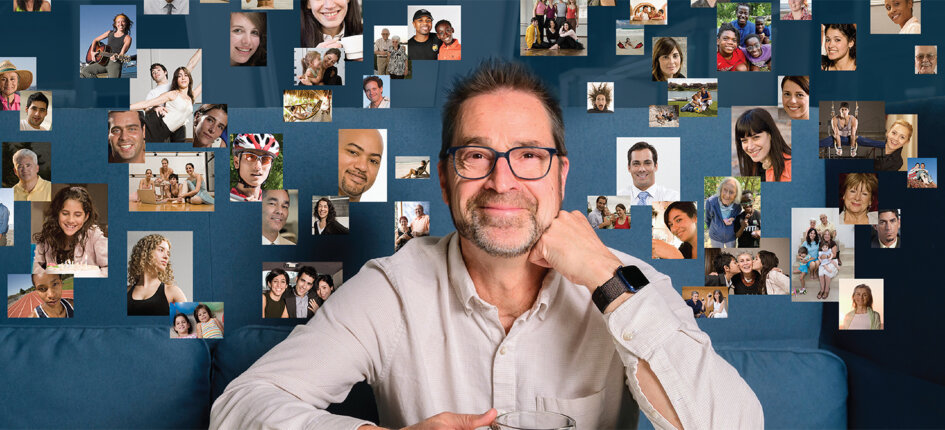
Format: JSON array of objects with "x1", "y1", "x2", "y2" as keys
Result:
[{"x1": 491, "y1": 411, "x2": 576, "y2": 430}]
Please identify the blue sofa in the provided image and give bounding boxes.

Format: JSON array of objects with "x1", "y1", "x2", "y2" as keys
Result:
[{"x1": 1, "y1": 318, "x2": 846, "y2": 429}]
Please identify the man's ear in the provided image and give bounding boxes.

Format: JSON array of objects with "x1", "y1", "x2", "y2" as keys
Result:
[{"x1": 437, "y1": 160, "x2": 450, "y2": 206}]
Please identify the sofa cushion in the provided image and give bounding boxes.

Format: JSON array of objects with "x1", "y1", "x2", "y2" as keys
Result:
[
  {"x1": 0, "y1": 326, "x2": 211, "y2": 429},
  {"x1": 639, "y1": 346, "x2": 847, "y2": 429}
]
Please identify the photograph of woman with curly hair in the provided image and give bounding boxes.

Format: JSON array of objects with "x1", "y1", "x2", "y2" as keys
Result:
[
  {"x1": 312, "y1": 196, "x2": 349, "y2": 235},
  {"x1": 31, "y1": 185, "x2": 108, "y2": 277},
  {"x1": 127, "y1": 232, "x2": 190, "y2": 316}
]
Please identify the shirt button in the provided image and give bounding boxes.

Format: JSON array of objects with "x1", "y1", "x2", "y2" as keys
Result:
[
  {"x1": 622, "y1": 331, "x2": 633, "y2": 341},
  {"x1": 499, "y1": 346, "x2": 508, "y2": 355}
]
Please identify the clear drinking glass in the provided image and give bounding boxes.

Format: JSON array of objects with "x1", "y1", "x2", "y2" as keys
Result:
[{"x1": 491, "y1": 411, "x2": 576, "y2": 430}]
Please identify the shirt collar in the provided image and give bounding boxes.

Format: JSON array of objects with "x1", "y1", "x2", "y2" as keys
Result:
[
  {"x1": 447, "y1": 232, "x2": 558, "y2": 321},
  {"x1": 322, "y1": 25, "x2": 346, "y2": 42}
]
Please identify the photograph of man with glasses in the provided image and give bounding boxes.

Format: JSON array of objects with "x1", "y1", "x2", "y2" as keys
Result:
[{"x1": 230, "y1": 133, "x2": 281, "y2": 202}]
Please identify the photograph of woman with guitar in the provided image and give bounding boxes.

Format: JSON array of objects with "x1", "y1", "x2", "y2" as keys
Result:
[{"x1": 80, "y1": 13, "x2": 133, "y2": 78}]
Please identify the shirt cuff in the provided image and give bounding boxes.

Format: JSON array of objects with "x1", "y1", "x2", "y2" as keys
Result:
[
  {"x1": 313, "y1": 414, "x2": 375, "y2": 430},
  {"x1": 603, "y1": 277, "x2": 684, "y2": 361}
]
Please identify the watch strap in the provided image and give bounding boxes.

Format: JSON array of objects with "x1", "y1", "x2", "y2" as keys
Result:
[{"x1": 592, "y1": 265, "x2": 649, "y2": 313}]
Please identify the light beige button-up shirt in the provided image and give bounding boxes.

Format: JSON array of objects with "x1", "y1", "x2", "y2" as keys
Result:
[{"x1": 211, "y1": 233, "x2": 762, "y2": 429}]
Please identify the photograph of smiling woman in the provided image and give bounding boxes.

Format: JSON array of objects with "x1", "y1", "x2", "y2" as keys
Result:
[
  {"x1": 300, "y1": 0, "x2": 363, "y2": 48},
  {"x1": 734, "y1": 107, "x2": 792, "y2": 182},
  {"x1": 651, "y1": 37, "x2": 686, "y2": 81},
  {"x1": 231, "y1": 12, "x2": 267, "y2": 66},
  {"x1": 821, "y1": 23, "x2": 856, "y2": 71}
]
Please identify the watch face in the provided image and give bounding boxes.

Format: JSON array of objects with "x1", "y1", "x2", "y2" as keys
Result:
[{"x1": 617, "y1": 265, "x2": 649, "y2": 292}]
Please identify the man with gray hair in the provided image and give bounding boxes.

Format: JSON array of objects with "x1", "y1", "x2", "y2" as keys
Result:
[
  {"x1": 12, "y1": 148, "x2": 51, "y2": 201},
  {"x1": 212, "y1": 60, "x2": 761, "y2": 429},
  {"x1": 374, "y1": 28, "x2": 392, "y2": 74}
]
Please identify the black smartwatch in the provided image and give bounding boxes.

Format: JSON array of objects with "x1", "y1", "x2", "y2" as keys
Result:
[{"x1": 591, "y1": 265, "x2": 649, "y2": 313}]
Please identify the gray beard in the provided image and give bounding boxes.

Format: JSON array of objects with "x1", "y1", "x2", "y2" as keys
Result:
[{"x1": 451, "y1": 190, "x2": 545, "y2": 258}]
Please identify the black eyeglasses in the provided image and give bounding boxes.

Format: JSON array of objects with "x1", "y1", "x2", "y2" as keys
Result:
[{"x1": 446, "y1": 146, "x2": 558, "y2": 180}]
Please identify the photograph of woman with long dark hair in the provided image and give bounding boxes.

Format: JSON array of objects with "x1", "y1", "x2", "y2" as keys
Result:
[
  {"x1": 651, "y1": 37, "x2": 685, "y2": 81},
  {"x1": 231, "y1": 12, "x2": 267, "y2": 66},
  {"x1": 734, "y1": 108, "x2": 792, "y2": 182},
  {"x1": 313, "y1": 197, "x2": 349, "y2": 234},
  {"x1": 130, "y1": 67, "x2": 199, "y2": 142},
  {"x1": 821, "y1": 24, "x2": 856, "y2": 71}
]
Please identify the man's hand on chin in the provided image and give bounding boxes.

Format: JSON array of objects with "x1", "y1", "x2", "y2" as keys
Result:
[
  {"x1": 359, "y1": 408, "x2": 498, "y2": 430},
  {"x1": 528, "y1": 210, "x2": 623, "y2": 292}
]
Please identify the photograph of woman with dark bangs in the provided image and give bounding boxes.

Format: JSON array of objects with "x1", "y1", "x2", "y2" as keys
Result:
[
  {"x1": 734, "y1": 108, "x2": 792, "y2": 182},
  {"x1": 300, "y1": 0, "x2": 363, "y2": 51}
]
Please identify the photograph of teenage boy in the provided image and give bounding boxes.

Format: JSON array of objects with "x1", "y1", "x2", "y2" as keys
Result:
[
  {"x1": 821, "y1": 24, "x2": 856, "y2": 71},
  {"x1": 915, "y1": 45, "x2": 936, "y2": 74},
  {"x1": 587, "y1": 82, "x2": 613, "y2": 113},
  {"x1": 617, "y1": 140, "x2": 680, "y2": 204},
  {"x1": 0, "y1": 189, "x2": 11, "y2": 246},
  {"x1": 435, "y1": 19, "x2": 461, "y2": 60},
  {"x1": 652, "y1": 201, "x2": 698, "y2": 259},
  {"x1": 0, "y1": 59, "x2": 34, "y2": 110},
  {"x1": 651, "y1": 37, "x2": 686, "y2": 81},
  {"x1": 300, "y1": 0, "x2": 363, "y2": 49},
  {"x1": 230, "y1": 133, "x2": 281, "y2": 202},
  {"x1": 337, "y1": 128, "x2": 386, "y2": 202},
  {"x1": 285, "y1": 266, "x2": 319, "y2": 319},
  {"x1": 362, "y1": 75, "x2": 390, "y2": 108},
  {"x1": 79, "y1": 9, "x2": 134, "y2": 78},
  {"x1": 374, "y1": 27, "x2": 391, "y2": 74},
  {"x1": 10, "y1": 147, "x2": 52, "y2": 201},
  {"x1": 407, "y1": 8, "x2": 439, "y2": 60},
  {"x1": 685, "y1": 291, "x2": 705, "y2": 318},
  {"x1": 871, "y1": 210, "x2": 900, "y2": 248},
  {"x1": 230, "y1": 12, "x2": 267, "y2": 66},
  {"x1": 312, "y1": 196, "x2": 350, "y2": 235},
  {"x1": 144, "y1": 0, "x2": 188, "y2": 14},
  {"x1": 780, "y1": 0, "x2": 811, "y2": 20},
  {"x1": 262, "y1": 190, "x2": 296, "y2": 245},
  {"x1": 716, "y1": 23, "x2": 747, "y2": 71},
  {"x1": 126, "y1": 232, "x2": 190, "y2": 316},
  {"x1": 193, "y1": 104, "x2": 228, "y2": 148},
  {"x1": 839, "y1": 173, "x2": 878, "y2": 225},
  {"x1": 864, "y1": 117, "x2": 915, "y2": 171},
  {"x1": 719, "y1": 3, "x2": 770, "y2": 46},
  {"x1": 779, "y1": 76, "x2": 809, "y2": 120},
  {"x1": 734, "y1": 191, "x2": 760, "y2": 248},
  {"x1": 15, "y1": 0, "x2": 51, "y2": 12},
  {"x1": 212, "y1": 61, "x2": 762, "y2": 429},
  {"x1": 29, "y1": 273, "x2": 74, "y2": 318},
  {"x1": 732, "y1": 107, "x2": 792, "y2": 182},
  {"x1": 740, "y1": 33, "x2": 770, "y2": 71},
  {"x1": 19, "y1": 91, "x2": 49, "y2": 130},
  {"x1": 871, "y1": 0, "x2": 919, "y2": 34},
  {"x1": 705, "y1": 251, "x2": 738, "y2": 289},
  {"x1": 107, "y1": 110, "x2": 146, "y2": 163},
  {"x1": 818, "y1": 101, "x2": 885, "y2": 158}
]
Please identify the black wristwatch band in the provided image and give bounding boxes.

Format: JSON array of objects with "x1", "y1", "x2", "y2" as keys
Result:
[{"x1": 592, "y1": 265, "x2": 649, "y2": 313}]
